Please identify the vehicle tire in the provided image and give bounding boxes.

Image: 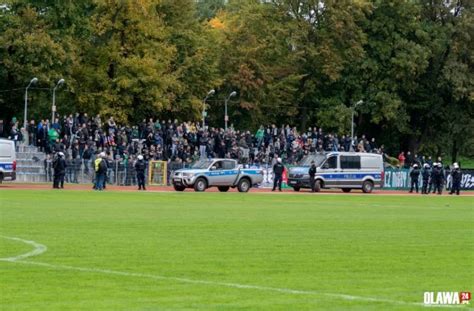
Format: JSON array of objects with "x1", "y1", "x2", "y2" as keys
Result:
[
  {"x1": 218, "y1": 186, "x2": 230, "y2": 192},
  {"x1": 292, "y1": 186, "x2": 300, "y2": 192},
  {"x1": 174, "y1": 185, "x2": 186, "y2": 192},
  {"x1": 362, "y1": 180, "x2": 374, "y2": 193},
  {"x1": 237, "y1": 178, "x2": 251, "y2": 193},
  {"x1": 194, "y1": 178, "x2": 207, "y2": 192},
  {"x1": 342, "y1": 188, "x2": 351, "y2": 193},
  {"x1": 314, "y1": 180, "x2": 321, "y2": 192}
]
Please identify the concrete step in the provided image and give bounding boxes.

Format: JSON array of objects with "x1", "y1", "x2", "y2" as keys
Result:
[
  {"x1": 17, "y1": 145, "x2": 40, "y2": 153},
  {"x1": 15, "y1": 174, "x2": 48, "y2": 183},
  {"x1": 16, "y1": 159, "x2": 45, "y2": 167},
  {"x1": 16, "y1": 152, "x2": 46, "y2": 160},
  {"x1": 17, "y1": 166, "x2": 45, "y2": 174}
]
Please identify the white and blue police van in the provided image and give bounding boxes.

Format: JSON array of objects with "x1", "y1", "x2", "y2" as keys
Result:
[
  {"x1": 288, "y1": 152, "x2": 384, "y2": 193},
  {"x1": 0, "y1": 139, "x2": 17, "y2": 183}
]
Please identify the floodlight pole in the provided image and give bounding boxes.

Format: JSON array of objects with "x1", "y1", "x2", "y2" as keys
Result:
[
  {"x1": 51, "y1": 79, "x2": 65, "y2": 122},
  {"x1": 24, "y1": 77, "x2": 38, "y2": 129},
  {"x1": 224, "y1": 91, "x2": 237, "y2": 131},
  {"x1": 202, "y1": 89, "x2": 215, "y2": 130}
]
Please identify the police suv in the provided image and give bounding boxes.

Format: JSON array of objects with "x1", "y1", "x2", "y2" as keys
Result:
[
  {"x1": 0, "y1": 139, "x2": 17, "y2": 183},
  {"x1": 172, "y1": 158, "x2": 263, "y2": 192},
  {"x1": 288, "y1": 152, "x2": 384, "y2": 193}
]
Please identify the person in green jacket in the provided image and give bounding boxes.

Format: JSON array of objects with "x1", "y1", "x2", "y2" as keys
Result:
[
  {"x1": 48, "y1": 128, "x2": 59, "y2": 143},
  {"x1": 256, "y1": 126, "x2": 264, "y2": 148}
]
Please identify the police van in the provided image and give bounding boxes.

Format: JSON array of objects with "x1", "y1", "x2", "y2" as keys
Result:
[
  {"x1": 0, "y1": 139, "x2": 16, "y2": 183},
  {"x1": 288, "y1": 152, "x2": 384, "y2": 193}
]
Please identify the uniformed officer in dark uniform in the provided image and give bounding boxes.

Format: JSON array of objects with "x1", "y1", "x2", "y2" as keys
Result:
[
  {"x1": 272, "y1": 157, "x2": 284, "y2": 192},
  {"x1": 135, "y1": 154, "x2": 147, "y2": 190},
  {"x1": 428, "y1": 162, "x2": 437, "y2": 194},
  {"x1": 421, "y1": 163, "x2": 430, "y2": 194},
  {"x1": 432, "y1": 163, "x2": 444, "y2": 195},
  {"x1": 308, "y1": 160, "x2": 317, "y2": 192},
  {"x1": 53, "y1": 152, "x2": 67, "y2": 189},
  {"x1": 450, "y1": 163, "x2": 462, "y2": 195},
  {"x1": 409, "y1": 163, "x2": 420, "y2": 193}
]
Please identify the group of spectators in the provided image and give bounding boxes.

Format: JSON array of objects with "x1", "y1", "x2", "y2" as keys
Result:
[
  {"x1": 397, "y1": 151, "x2": 445, "y2": 169},
  {"x1": 1, "y1": 114, "x2": 466, "y2": 193},
  {"x1": 3, "y1": 113, "x2": 386, "y2": 169}
]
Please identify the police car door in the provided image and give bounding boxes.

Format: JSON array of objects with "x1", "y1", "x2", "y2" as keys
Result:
[
  {"x1": 208, "y1": 160, "x2": 225, "y2": 186},
  {"x1": 221, "y1": 160, "x2": 238, "y2": 185},
  {"x1": 320, "y1": 155, "x2": 339, "y2": 187}
]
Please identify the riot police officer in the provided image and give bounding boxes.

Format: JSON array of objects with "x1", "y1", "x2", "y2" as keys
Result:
[
  {"x1": 272, "y1": 157, "x2": 285, "y2": 192},
  {"x1": 432, "y1": 163, "x2": 444, "y2": 195},
  {"x1": 308, "y1": 160, "x2": 317, "y2": 192},
  {"x1": 409, "y1": 163, "x2": 420, "y2": 193},
  {"x1": 450, "y1": 163, "x2": 462, "y2": 195},
  {"x1": 135, "y1": 154, "x2": 146, "y2": 190},
  {"x1": 428, "y1": 162, "x2": 437, "y2": 194},
  {"x1": 53, "y1": 152, "x2": 67, "y2": 189},
  {"x1": 421, "y1": 163, "x2": 430, "y2": 194}
]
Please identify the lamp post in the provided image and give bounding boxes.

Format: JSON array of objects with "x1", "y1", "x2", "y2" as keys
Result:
[
  {"x1": 351, "y1": 100, "x2": 363, "y2": 151},
  {"x1": 202, "y1": 89, "x2": 215, "y2": 130},
  {"x1": 51, "y1": 79, "x2": 65, "y2": 123},
  {"x1": 224, "y1": 91, "x2": 237, "y2": 131},
  {"x1": 24, "y1": 77, "x2": 38, "y2": 129}
]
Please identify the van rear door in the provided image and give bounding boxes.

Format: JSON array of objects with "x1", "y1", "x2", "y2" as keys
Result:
[{"x1": 360, "y1": 155, "x2": 383, "y2": 187}]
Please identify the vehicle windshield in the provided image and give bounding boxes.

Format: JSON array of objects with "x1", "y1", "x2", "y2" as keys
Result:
[
  {"x1": 298, "y1": 154, "x2": 326, "y2": 167},
  {"x1": 191, "y1": 159, "x2": 214, "y2": 169}
]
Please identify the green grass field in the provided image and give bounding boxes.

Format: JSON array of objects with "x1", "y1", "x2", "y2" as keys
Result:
[{"x1": 0, "y1": 190, "x2": 473, "y2": 310}]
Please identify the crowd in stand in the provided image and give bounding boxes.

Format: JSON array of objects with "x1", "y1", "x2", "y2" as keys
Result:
[
  {"x1": 1, "y1": 114, "x2": 466, "y2": 194},
  {"x1": 2, "y1": 113, "x2": 386, "y2": 169}
]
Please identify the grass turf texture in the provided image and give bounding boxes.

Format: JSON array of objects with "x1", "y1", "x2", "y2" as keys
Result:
[{"x1": 0, "y1": 190, "x2": 472, "y2": 311}]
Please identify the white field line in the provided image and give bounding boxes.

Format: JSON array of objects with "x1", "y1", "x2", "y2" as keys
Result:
[
  {"x1": 0, "y1": 236, "x2": 47, "y2": 262},
  {"x1": 0, "y1": 236, "x2": 470, "y2": 309}
]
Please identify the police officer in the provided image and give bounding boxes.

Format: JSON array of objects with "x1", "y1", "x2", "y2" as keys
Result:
[
  {"x1": 428, "y1": 162, "x2": 437, "y2": 194},
  {"x1": 450, "y1": 163, "x2": 462, "y2": 195},
  {"x1": 135, "y1": 154, "x2": 146, "y2": 190},
  {"x1": 53, "y1": 152, "x2": 66, "y2": 189},
  {"x1": 421, "y1": 163, "x2": 430, "y2": 194},
  {"x1": 432, "y1": 163, "x2": 444, "y2": 195},
  {"x1": 272, "y1": 157, "x2": 284, "y2": 192},
  {"x1": 409, "y1": 163, "x2": 420, "y2": 193},
  {"x1": 308, "y1": 160, "x2": 317, "y2": 192}
]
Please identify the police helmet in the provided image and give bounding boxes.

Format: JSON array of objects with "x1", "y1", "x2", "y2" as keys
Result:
[
  {"x1": 453, "y1": 163, "x2": 459, "y2": 169},
  {"x1": 138, "y1": 155, "x2": 144, "y2": 160},
  {"x1": 277, "y1": 157, "x2": 282, "y2": 163}
]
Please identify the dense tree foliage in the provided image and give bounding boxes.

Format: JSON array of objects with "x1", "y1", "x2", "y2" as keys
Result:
[{"x1": 0, "y1": 0, "x2": 472, "y2": 158}]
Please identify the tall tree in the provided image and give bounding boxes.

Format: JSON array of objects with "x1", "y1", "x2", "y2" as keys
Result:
[
  {"x1": 76, "y1": 0, "x2": 177, "y2": 123},
  {"x1": 156, "y1": 0, "x2": 222, "y2": 122},
  {"x1": 0, "y1": 3, "x2": 72, "y2": 122},
  {"x1": 213, "y1": 0, "x2": 302, "y2": 129}
]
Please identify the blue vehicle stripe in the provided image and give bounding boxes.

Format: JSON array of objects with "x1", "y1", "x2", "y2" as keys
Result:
[
  {"x1": 203, "y1": 170, "x2": 261, "y2": 176},
  {"x1": 318, "y1": 173, "x2": 381, "y2": 179},
  {"x1": 0, "y1": 163, "x2": 14, "y2": 170}
]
